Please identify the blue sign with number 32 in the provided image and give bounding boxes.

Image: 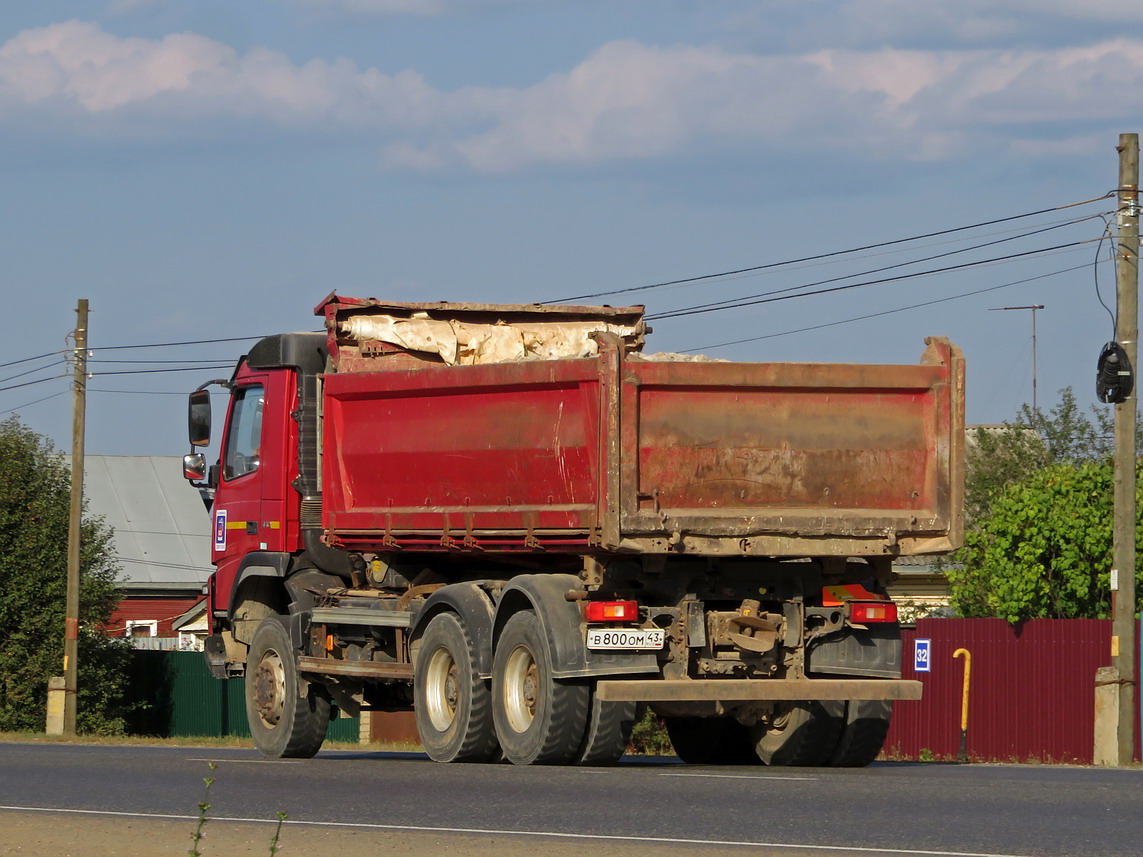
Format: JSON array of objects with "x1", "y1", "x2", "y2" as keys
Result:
[{"x1": 914, "y1": 638, "x2": 932, "y2": 672}]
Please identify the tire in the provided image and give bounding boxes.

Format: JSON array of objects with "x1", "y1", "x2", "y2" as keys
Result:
[
  {"x1": 664, "y1": 716, "x2": 757, "y2": 765},
  {"x1": 574, "y1": 689, "x2": 636, "y2": 766},
  {"x1": 414, "y1": 612, "x2": 498, "y2": 763},
  {"x1": 492, "y1": 610, "x2": 590, "y2": 765},
  {"x1": 828, "y1": 700, "x2": 893, "y2": 767},
  {"x1": 246, "y1": 617, "x2": 330, "y2": 759},
  {"x1": 751, "y1": 701, "x2": 844, "y2": 767}
]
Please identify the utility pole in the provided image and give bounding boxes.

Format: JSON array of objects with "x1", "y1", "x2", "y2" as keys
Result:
[
  {"x1": 64, "y1": 299, "x2": 89, "y2": 736},
  {"x1": 989, "y1": 305, "x2": 1045, "y2": 411},
  {"x1": 1112, "y1": 133, "x2": 1138, "y2": 767}
]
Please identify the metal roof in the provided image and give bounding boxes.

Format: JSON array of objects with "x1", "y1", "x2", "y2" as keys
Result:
[{"x1": 82, "y1": 456, "x2": 212, "y2": 593}]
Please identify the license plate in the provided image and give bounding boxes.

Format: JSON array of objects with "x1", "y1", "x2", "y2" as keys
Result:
[{"x1": 586, "y1": 628, "x2": 665, "y2": 650}]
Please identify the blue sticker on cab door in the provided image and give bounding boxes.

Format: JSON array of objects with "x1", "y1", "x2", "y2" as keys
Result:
[{"x1": 214, "y1": 509, "x2": 227, "y2": 550}]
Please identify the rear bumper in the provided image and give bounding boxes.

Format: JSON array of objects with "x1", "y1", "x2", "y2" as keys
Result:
[{"x1": 594, "y1": 678, "x2": 922, "y2": 703}]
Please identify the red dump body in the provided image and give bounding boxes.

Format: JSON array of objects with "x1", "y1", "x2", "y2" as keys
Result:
[{"x1": 317, "y1": 296, "x2": 964, "y2": 559}]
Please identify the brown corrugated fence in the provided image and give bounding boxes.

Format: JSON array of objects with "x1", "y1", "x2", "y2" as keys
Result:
[{"x1": 886, "y1": 618, "x2": 1141, "y2": 764}]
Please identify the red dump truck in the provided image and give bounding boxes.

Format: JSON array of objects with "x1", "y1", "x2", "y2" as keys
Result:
[{"x1": 183, "y1": 293, "x2": 964, "y2": 766}]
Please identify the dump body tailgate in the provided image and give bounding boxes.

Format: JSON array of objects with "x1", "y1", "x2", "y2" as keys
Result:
[{"x1": 616, "y1": 337, "x2": 964, "y2": 556}]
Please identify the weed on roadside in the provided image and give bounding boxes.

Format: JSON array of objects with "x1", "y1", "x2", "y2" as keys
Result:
[{"x1": 187, "y1": 762, "x2": 289, "y2": 856}]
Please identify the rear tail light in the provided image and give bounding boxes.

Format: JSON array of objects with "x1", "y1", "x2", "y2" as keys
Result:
[
  {"x1": 585, "y1": 600, "x2": 639, "y2": 622},
  {"x1": 848, "y1": 601, "x2": 898, "y2": 624}
]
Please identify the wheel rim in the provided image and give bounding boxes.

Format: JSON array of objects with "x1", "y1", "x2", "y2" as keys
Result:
[
  {"x1": 252, "y1": 647, "x2": 286, "y2": 729},
  {"x1": 424, "y1": 645, "x2": 460, "y2": 732},
  {"x1": 502, "y1": 643, "x2": 539, "y2": 734}
]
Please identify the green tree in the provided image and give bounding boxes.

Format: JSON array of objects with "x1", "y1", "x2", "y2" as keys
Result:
[
  {"x1": 949, "y1": 460, "x2": 1143, "y2": 622},
  {"x1": 964, "y1": 388, "x2": 1111, "y2": 524},
  {"x1": 0, "y1": 416, "x2": 133, "y2": 734}
]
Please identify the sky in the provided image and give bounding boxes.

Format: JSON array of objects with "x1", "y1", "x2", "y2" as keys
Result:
[{"x1": 1, "y1": 0, "x2": 1141, "y2": 457}]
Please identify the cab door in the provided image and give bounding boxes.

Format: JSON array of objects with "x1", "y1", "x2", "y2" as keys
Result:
[
  {"x1": 212, "y1": 378, "x2": 269, "y2": 571},
  {"x1": 208, "y1": 366, "x2": 296, "y2": 626}
]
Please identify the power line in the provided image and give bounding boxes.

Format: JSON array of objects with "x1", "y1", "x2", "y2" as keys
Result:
[
  {"x1": 548, "y1": 194, "x2": 1114, "y2": 304},
  {"x1": 1093, "y1": 215, "x2": 1117, "y2": 337},
  {"x1": 114, "y1": 556, "x2": 212, "y2": 572},
  {"x1": 682, "y1": 262, "x2": 1090, "y2": 353},
  {"x1": 647, "y1": 216, "x2": 1098, "y2": 321},
  {"x1": 115, "y1": 527, "x2": 206, "y2": 537},
  {"x1": 626, "y1": 211, "x2": 1104, "y2": 302},
  {"x1": 0, "y1": 373, "x2": 70, "y2": 393},
  {"x1": 649, "y1": 239, "x2": 1095, "y2": 321},
  {"x1": 0, "y1": 389, "x2": 70, "y2": 416},
  {"x1": 90, "y1": 334, "x2": 268, "y2": 352},
  {"x1": 88, "y1": 389, "x2": 195, "y2": 396},
  {"x1": 88, "y1": 358, "x2": 238, "y2": 365},
  {"x1": 0, "y1": 356, "x2": 67, "y2": 386},
  {"x1": 0, "y1": 349, "x2": 66, "y2": 370},
  {"x1": 91, "y1": 365, "x2": 241, "y2": 377},
  {"x1": 0, "y1": 337, "x2": 257, "y2": 379}
]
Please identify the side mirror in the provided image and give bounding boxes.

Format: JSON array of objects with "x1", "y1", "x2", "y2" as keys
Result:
[
  {"x1": 183, "y1": 452, "x2": 207, "y2": 482},
  {"x1": 188, "y1": 390, "x2": 212, "y2": 447}
]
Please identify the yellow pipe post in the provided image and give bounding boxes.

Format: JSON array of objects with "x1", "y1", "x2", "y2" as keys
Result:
[{"x1": 953, "y1": 648, "x2": 971, "y2": 762}]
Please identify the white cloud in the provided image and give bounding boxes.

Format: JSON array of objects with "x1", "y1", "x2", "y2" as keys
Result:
[
  {"x1": 397, "y1": 38, "x2": 1143, "y2": 171},
  {"x1": 2, "y1": 21, "x2": 1142, "y2": 172},
  {"x1": 0, "y1": 20, "x2": 447, "y2": 126}
]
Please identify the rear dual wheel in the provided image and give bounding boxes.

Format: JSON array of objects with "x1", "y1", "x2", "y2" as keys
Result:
[
  {"x1": 417, "y1": 608, "x2": 633, "y2": 766},
  {"x1": 752, "y1": 701, "x2": 845, "y2": 766},
  {"x1": 665, "y1": 700, "x2": 893, "y2": 767},
  {"x1": 492, "y1": 610, "x2": 591, "y2": 765},
  {"x1": 829, "y1": 700, "x2": 893, "y2": 767},
  {"x1": 664, "y1": 716, "x2": 757, "y2": 765},
  {"x1": 751, "y1": 699, "x2": 893, "y2": 767},
  {"x1": 575, "y1": 691, "x2": 636, "y2": 766},
  {"x1": 414, "y1": 612, "x2": 499, "y2": 763}
]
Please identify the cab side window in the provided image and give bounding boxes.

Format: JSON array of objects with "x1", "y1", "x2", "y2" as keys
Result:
[{"x1": 223, "y1": 384, "x2": 264, "y2": 481}]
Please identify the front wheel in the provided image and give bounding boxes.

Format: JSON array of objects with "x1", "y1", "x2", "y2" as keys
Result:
[
  {"x1": 246, "y1": 617, "x2": 330, "y2": 759},
  {"x1": 492, "y1": 610, "x2": 589, "y2": 765},
  {"x1": 414, "y1": 612, "x2": 498, "y2": 763}
]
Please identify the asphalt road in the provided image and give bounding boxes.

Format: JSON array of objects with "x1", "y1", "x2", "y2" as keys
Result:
[{"x1": 1, "y1": 742, "x2": 1141, "y2": 857}]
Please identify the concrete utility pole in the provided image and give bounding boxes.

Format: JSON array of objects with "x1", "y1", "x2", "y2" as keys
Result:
[
  {"x1": 1112, "y1": 133, "x2": 1138, "y2": 767},
  {"x1": 989, "y1": 305, "x2": 1045, "y2": 411},
  {"x1": 63, "y1": 299, "x2": 89, "y2": 736}
]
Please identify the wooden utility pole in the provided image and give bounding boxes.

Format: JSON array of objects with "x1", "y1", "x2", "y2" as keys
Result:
[
  {"x1": 1112, "y1": 134, "x2": 1138, "y2": 767},
  {"x1": 63, "y1": 299, "x2": 88, "y2": 736}
]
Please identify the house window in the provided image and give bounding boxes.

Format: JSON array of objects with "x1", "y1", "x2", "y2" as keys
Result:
[
  {"x1": 126, "y1": 620, "x2": 158, "y2": 638},
  {"x1": 178, "y1": 632, "x2": 205, "y2": 652}
]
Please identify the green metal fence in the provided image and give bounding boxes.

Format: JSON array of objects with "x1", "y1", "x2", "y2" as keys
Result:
[{"x1": 125, "y1": 650, "x2": 359, "y2": 742}]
